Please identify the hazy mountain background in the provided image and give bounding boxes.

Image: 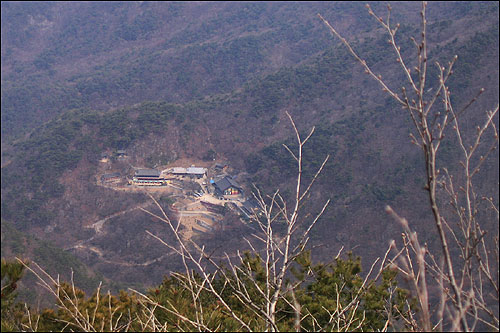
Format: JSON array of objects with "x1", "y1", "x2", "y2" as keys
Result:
[{"x1": 1, "y1": 1, "x2": 498, "y2": 303}]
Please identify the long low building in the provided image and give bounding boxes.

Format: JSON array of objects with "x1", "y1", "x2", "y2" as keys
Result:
[
  {"x1": 239, "y1": 199, "x2": 260, "y2": 219},
  {"x1": 132, "y1": 168, "x2": 167, "y2": 186},
  {"x1": 167, "y1": 166, "x2": 207, "y2": 178},
  {"x1": 101, "y1": 172, "x2": 121, "y2": 183}
]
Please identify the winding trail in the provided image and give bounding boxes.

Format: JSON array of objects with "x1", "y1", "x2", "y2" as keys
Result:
[
  {"x1": 87, "y1": 201, "x2": 153, "y2": 235},
  {"x1": 66, "y1": 179, "x2": 246, "y2": 267},
  {"x1": 65, "y1": 201, "x2": 177, "y2": 267},
  {"x1": 70, "y1": 243, "x2": 175, "y2": 267}
]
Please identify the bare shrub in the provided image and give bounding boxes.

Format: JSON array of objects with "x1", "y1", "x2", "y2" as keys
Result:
[{"x1": 319, "y1": 2, "x2": 498, "y2": 331}]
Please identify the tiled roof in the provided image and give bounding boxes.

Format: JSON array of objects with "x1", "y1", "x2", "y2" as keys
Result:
[
  {"x1": 243, "y1": 199, "x2": 258, "y2": 211},
  {"x1": 169, "y1": 166, "x2": 206, "y2": 175},
  {"x1": 101, "y1": 172, "x2": 120, "y2": 179},
  {"x1": 214, "y1": 176, "x2": 241, "y2": 192},
  {"x1": 170, "y1": 167, "x2": 187, "y2": 174},
  {"x1": 186, "y1": 167, "x2": 206, "y2": 175},
  {"x1": 135, "y1": 169, "x2": 160, "y2": 177}
]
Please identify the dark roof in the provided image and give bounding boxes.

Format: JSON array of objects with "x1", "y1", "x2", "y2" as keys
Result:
[
  {"x1": 101, "y1": 172, "x2": 120, "y2": 180},
  {"x1": 135, "y1": 169, "x2": 160, "y2": 177},
  {"x1": 213, "y1": 176, "x2": 241, "y2": 192},
  {"x1": 242, "y1": 199, "x2": 258, "y2": 211},
  {"x1": 239, "y1": 205, "x2": 252, "y2": 216}
]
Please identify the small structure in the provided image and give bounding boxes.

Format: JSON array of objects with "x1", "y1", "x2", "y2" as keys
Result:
[
  {"x1": 116, "y1": 150, "x2": 127, "y2": 158},
  {"x1": 101, "y1": 172, "x2": 121, "y2": 184},
  {"x1": 132, "y1": 168, "x2": 167, "y2": 186},
  {"x1": 213, "y1": 176, "x2": 242, "y2": 196},
  {"x1": 201, "y1": 201, "x2": 226, "y2": 215},
  {"x1": 100, "y1": 153, "x2": 109, "y2": 163},
  {"x1": 214, "y1": 163, "x2": 229, "y2": 172},
  {"x1": 239, "y1": 199, "x2": 260, "y2": 219},
  {"x1": 196, "y1": 219, "x2": 214, "y2": 231}
]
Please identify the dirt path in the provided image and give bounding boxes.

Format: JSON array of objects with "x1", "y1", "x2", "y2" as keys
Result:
[
  {"x1": 87, "y1": 201, "x2": 153, "y2": 235},
  {"x1": 64, "y1": 201, "x2": 154, "y2": 250},
  {"x1": 74, "y1": 166, "x2": 249, "y2": 266},
  {"x1": 64, "y1": 199, "x2": 182, "y2": 267},
  {"x1": 71, "y1": 244, "x2": 175, "y2": 267}
]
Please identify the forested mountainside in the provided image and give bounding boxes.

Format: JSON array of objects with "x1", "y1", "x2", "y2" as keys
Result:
[
  {"x1": 2, "y1": 2, "x2": 496, "y2": 139},
  {"x1": 1, "y1": 1, "x2": 381, "y2": 138},
  {"x1": 1, "y1": 2, "x2": 498, "y2": 326}
]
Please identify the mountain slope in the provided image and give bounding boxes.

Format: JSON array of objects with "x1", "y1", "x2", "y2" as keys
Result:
[{"x1": 1, "y1": 1, "x2": 498, "y2": 293}]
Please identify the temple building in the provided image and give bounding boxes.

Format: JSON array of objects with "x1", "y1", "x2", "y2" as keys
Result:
[
  {"x1": 213, "y1": 176, "x2": 242, "y2": 196},
  {"x1": 132, "y1": 169, "x2": 167, "y2": 186},
  {"x1": 168, "y1": 166, "x2": 207, "y2": 179}
]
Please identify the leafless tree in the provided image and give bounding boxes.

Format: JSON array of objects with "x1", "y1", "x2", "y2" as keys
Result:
[
  {"x1": 135, "y1": 111, "x2": 395, "y2": 332},
  {"x1": 319, "y1": 2, "x2": 498, "y2": 331},
  {"x1": 15, "y1": 260, "x2": 134, "y2": 332},
  {"x1": 14, "y1": 3, "x2": 497, "y2": 332},
  {"x1": 13, "y1": 99, "x2": 398, "y2": 333}
]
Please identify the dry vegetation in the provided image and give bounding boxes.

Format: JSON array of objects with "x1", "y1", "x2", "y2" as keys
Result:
[{"x1": 2, "y1": 2, "x2": 498, "y2": 331}]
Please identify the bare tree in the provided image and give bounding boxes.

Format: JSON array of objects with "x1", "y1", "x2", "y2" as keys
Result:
[
  {"x1": 13, "y1": 3, "x2": 497, "y2": 332},
  {"x1": 135, "y1": 112, "x2": 331, "y2": 331},
  {"x1": 15, "y1": 260, "x2": 135, "y2": 332},
  {"x1": 135, "y1": 111, "x2": 396, "y2": 332},
  {"x1": 16, "y1": 111, "x2": 398, "y2": 332},
  {"x1": 319, "y1": 2, "x2": 498, "y2": 331}
]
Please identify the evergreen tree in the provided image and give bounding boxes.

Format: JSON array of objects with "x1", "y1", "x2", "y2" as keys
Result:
[{"x1": 1, "y1": 258, "x2": 27, "y2": 332}]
